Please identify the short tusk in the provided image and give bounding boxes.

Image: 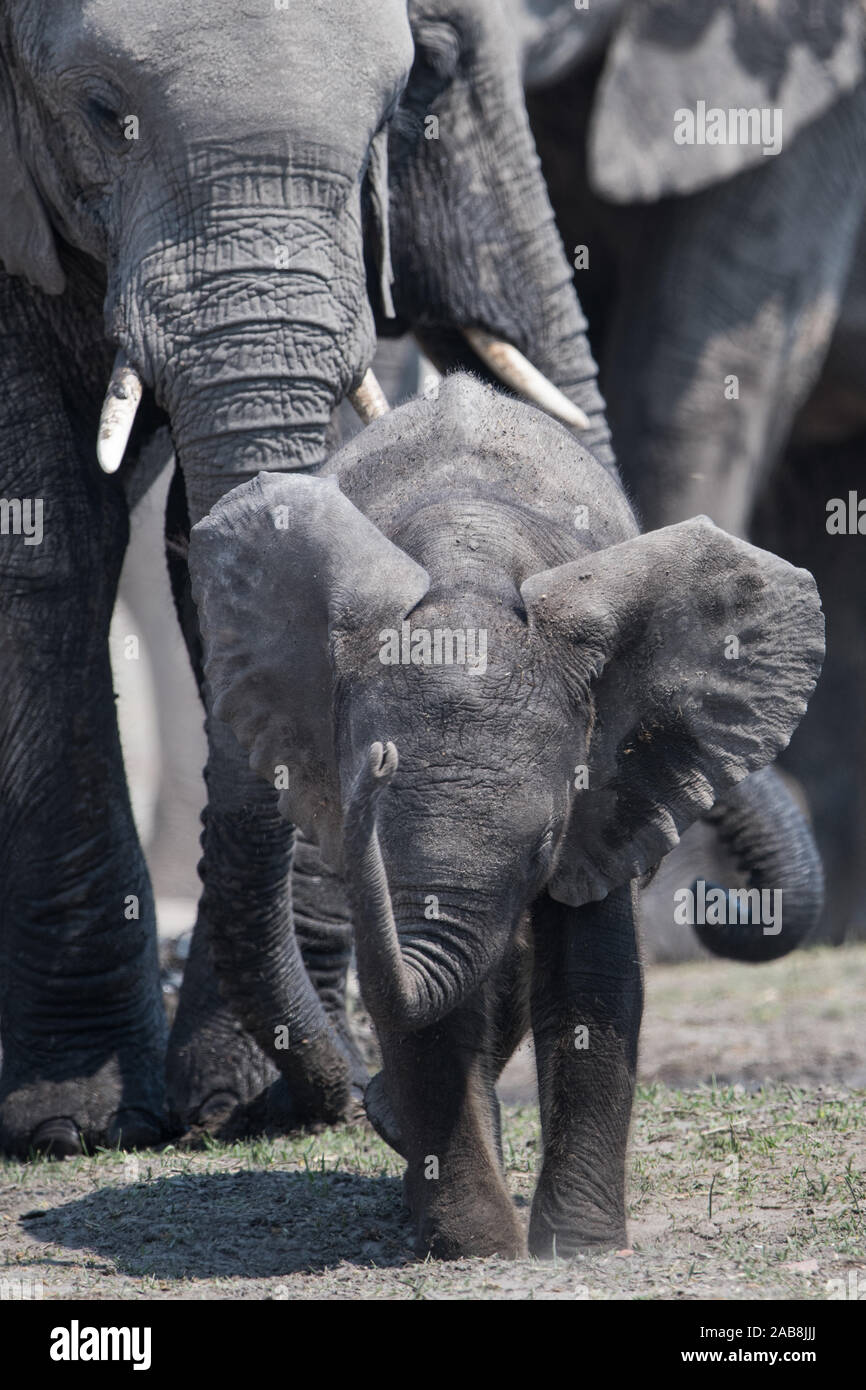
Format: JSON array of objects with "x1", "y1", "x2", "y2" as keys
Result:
[
  {"x1": 97, "y1": 352, "x2": 144, "y2": 474},
  {"x1": 348, "y1": 368, "x2": 390, "y2": 423},
  {"x1": 462, "y1": 327, "x2": 590, "y2": 430}
]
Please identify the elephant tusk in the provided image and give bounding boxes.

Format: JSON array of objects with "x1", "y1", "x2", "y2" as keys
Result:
[
  {"x1": 97, "y1": 352, "x2": 144, "y2": 474},
  {"x1": 348, "y1": 368, "x2": 390, "y2": 423},
  {"x1": 461, "y1": 327, "x2": 590, "y2": 430}
]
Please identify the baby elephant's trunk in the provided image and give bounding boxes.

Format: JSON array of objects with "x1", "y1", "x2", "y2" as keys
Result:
[
  {"x1": 694, "y1": 765, "x2": 824, "y2": 962},
  {"x1": 344, "y1": 742, "x2": 510, "y2": 1032}
]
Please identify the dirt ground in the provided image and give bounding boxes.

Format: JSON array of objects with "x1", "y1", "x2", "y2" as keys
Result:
[{"x1": 1, "y1": 944, "x2": 864, "y2": 1301}]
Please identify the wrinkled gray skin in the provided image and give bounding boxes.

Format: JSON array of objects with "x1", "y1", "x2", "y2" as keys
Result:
[
  {"x1": 517, "y1": 0, "x2": 866, "y2": 942},
  {"x1": 0, "y1": 0, "x2": 611, "y2": 1157},
  {"x1": 190, "y1": 375, "x2": 824, "y2": 1259}
]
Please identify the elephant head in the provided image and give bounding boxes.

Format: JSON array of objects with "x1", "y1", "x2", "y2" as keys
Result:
[
  {"x1": 188, "y1": 376, "x2": 825, "y2": 1032},
  {"x1": 0, "y1": 0, "x2": 610, "y2": 525}
]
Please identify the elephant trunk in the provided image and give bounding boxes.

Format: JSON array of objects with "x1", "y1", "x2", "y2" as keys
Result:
[
  {"x1": 194, "y1": 736, "x2": 356, "y2": 1126},
  {"x1": 109, "y1": 156, "x2": 375, "y2": 523},
  {"x1": 387, "y1": 26, "x2": 612, "y2": 466},
  {"x1": 345, "y1": 743, "x2": 509, "y2": 1032},
  {"x1": 695, "y1": 766, "x2": 824, "y2": 963},
  {"x1": 109, "y1": 162, "x2": 375, "y2": 1122}
]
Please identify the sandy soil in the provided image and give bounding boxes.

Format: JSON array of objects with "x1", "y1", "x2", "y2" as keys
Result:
[{"x1": 1, "y1": 945, "x2": 864, "y2": 1301}]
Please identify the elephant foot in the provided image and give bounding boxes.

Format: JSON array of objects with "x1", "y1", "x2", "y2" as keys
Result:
[
  {"x1": 0, "y1": 1059, "x2": 166, "y2": 1160},
  {"x1": 30, "y1": 1117, "x2": 83, "y2": 1159},
  {"x1": 528, "y1": 1174, "x2": 626, "y2": 1259},
  {"x1": 166, "y1": 980, "x2": 281, "y2": 1133},
  {"x1": 412, "y1": 1188, "x2": 527, "y2": 1261},
  {"x1": 403, "y1": 1162, "x2": 526, "y2": 1260},
  {"x1": 178, "y1": 1076, "x2": 368, "y2": 1146}
]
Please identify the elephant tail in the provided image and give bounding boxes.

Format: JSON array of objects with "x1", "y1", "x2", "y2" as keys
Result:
[{"x1": 692, "y1": 766, "x2": 824, "y2": 963}]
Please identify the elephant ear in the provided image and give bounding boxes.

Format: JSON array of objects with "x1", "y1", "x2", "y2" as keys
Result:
[
  {"x1": 0, "y1": 53, "x2": 64, "y2": 293},
  {"x1": 590, "y1": 0, "x2": 866, "y2": 201},
  {"x1": 521, "y1": 518, "x2": 824, "y2": 906},
  {"x1": 188, "y1": 472, "x2": 429, "y2": 871}
]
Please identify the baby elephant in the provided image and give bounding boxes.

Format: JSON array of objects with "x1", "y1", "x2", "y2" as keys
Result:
[{"x1": 189, "y1": 374, "x2": 823, "y2": 1259}]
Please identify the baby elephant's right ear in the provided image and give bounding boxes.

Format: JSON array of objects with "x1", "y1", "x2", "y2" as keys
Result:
[{"x1": 188, "y1": 472, "x2": 429, "y2": 871}]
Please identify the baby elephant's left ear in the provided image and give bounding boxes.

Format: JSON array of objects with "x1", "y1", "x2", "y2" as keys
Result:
[{"x1": 521, "y1": 518, "x2": 825, "y2": 907}]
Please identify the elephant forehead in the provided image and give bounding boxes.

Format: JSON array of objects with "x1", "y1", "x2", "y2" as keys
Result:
[
  {"x1": 331, "y1": 382, "x2": 639, "y2": 551},
  {"x1": 24, "y1": 0, "x2": 413, "y2": 150},
  {"x1": 345, "y1": 639, "x2": 574, "y2": 754}
]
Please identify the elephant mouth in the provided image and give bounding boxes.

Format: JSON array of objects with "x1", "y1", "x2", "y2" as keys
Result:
[{"x1": 95, "y1": 332, "x2": 588, "y2": 480}]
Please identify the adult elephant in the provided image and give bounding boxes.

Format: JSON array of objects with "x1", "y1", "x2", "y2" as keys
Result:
[
  {"x1": 0, "y1": 0, "x2": 610, "y2": 1156},
  {"x1": 514, "y1": 0, "x2": 866, "y2": 945},
  {"x1": 751, "y1": 224, "x2": 866, "y2": 943},
  {"x1": 519, "y1": 0, "x2": 866, "y2": 530}
]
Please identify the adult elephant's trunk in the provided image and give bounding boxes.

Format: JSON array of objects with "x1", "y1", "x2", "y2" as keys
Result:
[
  {"x1": 110, "y1": 153, "x2": 375, "y2": 524},
  {"x1": 694, "y1": 766, "x2": 824, "y2": 963},
  {"x1": 386, "y1": 11, "x2": 613, "y2": 468},
  {"x1": 109, "y1": 158, "x2": 376, "y2": 1122},
  {"x1": 345, "y1": 743, "x2": 511, "y2": 1032}
]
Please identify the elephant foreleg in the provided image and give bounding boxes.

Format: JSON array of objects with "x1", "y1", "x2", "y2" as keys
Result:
[
  {"x1": 373, "y1": 968, "x2": 529, "y2": 1260},
  {"x1": 529, "y1": 884, "x2": 643, "y2": 1257},
  {"x1": 0, "y1": 282, "x2": 166, "y2": 1155}
]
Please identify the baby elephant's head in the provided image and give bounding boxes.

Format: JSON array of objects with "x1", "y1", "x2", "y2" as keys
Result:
[{"x1": 190, "y1": 425, "x2": 823, "y2": 1034}]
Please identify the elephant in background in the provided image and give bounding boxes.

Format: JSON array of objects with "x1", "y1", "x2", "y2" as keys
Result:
[
  {"x1": 751, "y1": 217, "x2": 866, "y2": 941},
  {"x1": 515, "y1": 0, "x2": 866, "y2": 943},
  {"x1": 190, "y1": 375, "x2": 824, "y2": 1258},
  {"x1": 0, "y1": 0, "x2": 610, "y2": 1157}
]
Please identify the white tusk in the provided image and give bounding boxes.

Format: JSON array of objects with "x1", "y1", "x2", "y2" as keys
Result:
[
  {"x1": 462, "y1": 327, "x2": 590, "y2": 430},
  {"x1": 97, "y1": 352, "x2": 144, "y2": 474},
  {"x1": 348, "y1": 368, "x2": 390, "y2": 423}
]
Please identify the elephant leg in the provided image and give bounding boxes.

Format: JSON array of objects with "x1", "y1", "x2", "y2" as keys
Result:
[
  {"x1": 165, "y1": 897, "x2": 280, "y2": 1131},
  {"x1": 482, "y1": 917, "x2": 533, "y2": 1169},
  {"x1": 291, "y1": 830, "x2": 368, "y2": 1094},
  {"x1": 0, "y1": 287, "x2": 166, "y2": 1155},
  {"x1": 374, "y1": 973, "x2": 528, "y2": 1261},
  {"x1": 163, "y1": 469, "x2": 361, "y2": 1132},
  {"x1": 364, "y1": 921, "x2": 532, "y2": 1169},
  {"x1": 529, "y1": 884, "x2": 643, "y2": 1257}
]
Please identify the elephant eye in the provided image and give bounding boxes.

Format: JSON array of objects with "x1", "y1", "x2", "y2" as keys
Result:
[{"x1": 85, "y1": 95, "x2": 129, "y2": 150}]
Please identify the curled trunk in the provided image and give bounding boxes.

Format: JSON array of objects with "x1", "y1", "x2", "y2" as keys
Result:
[
  {"x1": 695, "y1": 766, "x2": 824, "y2": 963},
  {"x1": 345, "y1": 743, "x2": 510, "y2": 1032}
]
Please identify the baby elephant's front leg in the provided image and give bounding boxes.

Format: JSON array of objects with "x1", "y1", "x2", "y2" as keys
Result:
[
  {"x1": 375, "y1": 977, "x2": 527, "y2": 1261},
  {"x1": 529, "y1": 884, "x2": 643, "y2": 1257}
]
